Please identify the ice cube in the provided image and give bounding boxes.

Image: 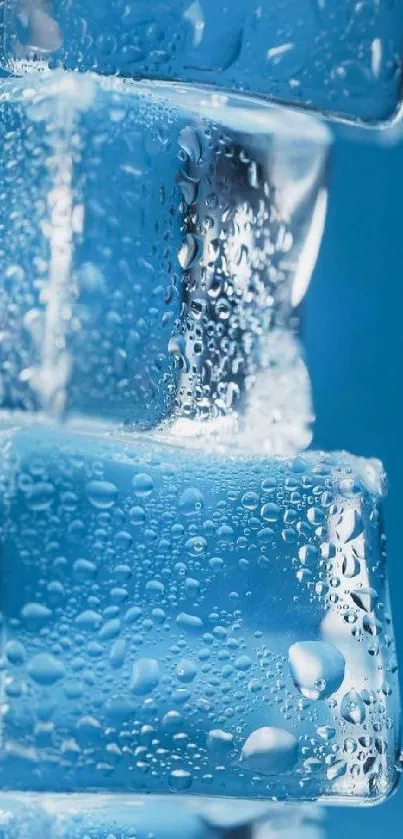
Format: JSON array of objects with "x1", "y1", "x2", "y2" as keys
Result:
[
  {"x1": 1, "y1": 1, "x2": 402, "y2": 122},
  {"x1": 0, "y1": 421, "x2": 399, "y2": 802},
  {"x1": 0, "y1": 71, "x2": 329, "y2": 444}
]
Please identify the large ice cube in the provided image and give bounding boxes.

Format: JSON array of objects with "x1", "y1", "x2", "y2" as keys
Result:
[
  {"x1": 0, "y1": 421, "x2": 399, "y2": 802},
  {"x1": 0, "y1": 71, "x2": 329, "y2": 444},
  {"x1": 1, "y1": 1, "x2": 402, "y2": 122}
]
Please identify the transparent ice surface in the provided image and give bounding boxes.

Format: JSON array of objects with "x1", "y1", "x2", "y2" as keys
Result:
[
  {"x1": 0, "y1": 71, "x2": 329, "y2": 447},
  {"x1": 0, "y1": 421, "x2": 399, "y2": 802},
  {"x1": 1, "y1": 1, "x2": 403, "y2": 122}
]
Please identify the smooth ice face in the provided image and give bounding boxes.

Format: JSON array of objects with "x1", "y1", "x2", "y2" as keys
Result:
[
  {"x1": 0, "y1": 423, "x2": 399, "y2": 802},
  {"x1": 1, "y1": 1, "x2": 403, "y2": 122},
  {"x1": 0, "y1": 72, "x2": 329, "y2": 445}
]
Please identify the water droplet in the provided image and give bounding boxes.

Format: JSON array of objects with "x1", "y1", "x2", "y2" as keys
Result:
[
  {"x1": 26, "y1": 482, "x2": 55, "y2": 511},
  {"x1": 99, "y1": 618, "x2": 121, "y2": 640},
  {"x1": 176, "y1": 658, "x2": 197, "y2": 683},
  {"x1": 185, "y1": 535, "x2": 207, "y2": 556},
  {"x1": 178, "y1": 487, "x2": 204, "y2": 516},
  {"x1": 75, "y1": 610, "x2": 102, "y2": 631},
  {"x1": 234, "y1": 655, "x2": 252, "y2": 672},
  {"x1": 109, "y1": 639, "x2": 127, "y2": 669},
  {"x1": 207, "y1": 729, "x2": 234, "y2": 753},
  {"x1": 177, "y1": 171, "x2": 199, "y2": 205},
  {"x1": 350, "y1": 588, "x2": 378, "y2": 613},
  {"x1": 317, "y1": 726, "x2": 336, "y2": 741},
  {"x1": 341, "y1": 690, "x2": 366, "y2": 725},
  {"x1": 342, "y1": 552, "x2": 360, "y2": 578},
  {"x1": 178, "y1": 233, "x2": 199, "y2": 270},
  {"x1": 132, "y1": 473, "x2": 154, "y2": 497},
  {"x1": 169, "y1": 768, "x2": 192, "y2": 791},
  {"x1": 261, "y1": 502, "x2": 281, "y2": 522},
  {"x1": 86, "y1": 480, "x2": 118, "y2": 509},
  {"x1": 178, "y1": 126, "x2": 202, "y2": 162},
  {"x1": 327, "y1": 759, "x2": 347, "y2": 782},
  {"x1": 176, "y1": 612, "x2": 203, "y2": 632},
  {"x1": 131, "y1": 657, "x2": 160, "y2": 695},
  {"x1": 21, "y1": 602, "x2": 52, "y2": 629},
  {"x1": 28, "y1": 653, "x2": 65, "y2": 686},
  {"x1": 241, "y1": 727, "x2": 298, "y2": 775},
  {"x1": 5, "y1": 640, "x2": 26, "y2": 665},
  {"x1": 336, "y1": 509, "x2": 363, "y2": 543},
  {"x1": 288, "y1": 641, "x2": 345, "y2": 700}
]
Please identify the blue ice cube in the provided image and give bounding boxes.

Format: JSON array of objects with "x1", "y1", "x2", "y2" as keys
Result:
[
  {"x1": 1, "y1": 1, "x2": 403, "y2": 122},
  {"x1": 0, "y1": 71, "x2": 329, "y2": 441},
  {"x1": 0, "y1": 421, "x2": 399, "y2": 802}
]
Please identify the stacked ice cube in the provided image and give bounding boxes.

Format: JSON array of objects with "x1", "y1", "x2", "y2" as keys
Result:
[
  {"x1": 1, "y1": 1, "x2": 403, "y2": 121},
  {"x1": 0, "y1": 1, "x2": 400, "y2": 836}
]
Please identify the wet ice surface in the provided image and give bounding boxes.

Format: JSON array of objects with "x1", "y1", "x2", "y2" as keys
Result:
[
  {"x1": 0, "y1": 71, "x2": 328, "y2": 448},
  {"x1": 0, "y1": 422, "x2": 399, "y2": 802},
  {"x1": 1, "y1": 1, "x2": 403, "y2": 121}
]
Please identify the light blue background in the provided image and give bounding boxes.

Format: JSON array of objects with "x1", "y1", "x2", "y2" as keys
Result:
[{"x1": 305, "y1": 126, "x2": 403, "y2": 837}]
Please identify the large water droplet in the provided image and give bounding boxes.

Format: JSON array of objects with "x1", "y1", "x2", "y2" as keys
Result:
[
  {"x1": 176, "y1": 658, "x2": 198, "y2": 683},
  {"x1": 288, "y1": 640, "x2": 345, "y2": 700},
  {"x1": 132, "y1": 473, "x2": 154, "y2": 497},
  {"x1": 86, "y1": 480, "x2": 118, "y2": 509},
  {"x1": 240, "y1": 727, "x2": 298, "y2": 774},
  {"x1": 207, "y1": 729, "x2": 234, "y2": 753},
  {"x1": 336, "y1": 509, "x2": 363, "y2": 543},
  {"x1": 131, "y1": 657, "x2": 160, "y2": 695},
  {"x1": 178, "y1": 233, "x2": 199, "y2": 270},
  {"x1": 28, "y1": 653, "x2": 65, "y2": 686},
  {"x1": 341, "y1": 690, "x2": 366, "y2": 725},
  {"x1": 350, "y1": 587, "x2": 378, "y2": 613},
  {"x1": 26, "y1": 482, "x2": 55, "y2": 511},
  {"x1": 178, "y1": 126, "x2": 202, "y2": 162},
  {"x1": 178, "y1": 487, "x2": 204, "y2": 516},
  {"x1": 169, "y1": 768, "x2": 192, "y2": 791},
  {"x1": 176, "y1": 612, "x2": 203, "y2": 632},
  {"x1": 21, "y1": 602, "x2": 52, "y2": 630}
]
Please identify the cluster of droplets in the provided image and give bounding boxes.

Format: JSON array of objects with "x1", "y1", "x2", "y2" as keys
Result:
[{"x1": 0, "y1": 431, "x2": 398, "y2": 800}]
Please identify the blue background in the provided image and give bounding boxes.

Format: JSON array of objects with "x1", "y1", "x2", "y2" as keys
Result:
[{"x1": 305, "y1": 125, "x2": 403, "y2": 837}]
